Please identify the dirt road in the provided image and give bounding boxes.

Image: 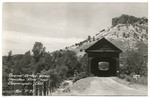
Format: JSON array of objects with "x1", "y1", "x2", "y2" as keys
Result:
[{"x1": 71, "y1": 77, "x2": 147, "y2": 96}]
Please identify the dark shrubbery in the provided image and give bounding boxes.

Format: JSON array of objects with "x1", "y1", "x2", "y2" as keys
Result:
[
  {"x1": 3, "y1": 42, "x2": 84, "y2": 94},
  {"x1": 119, "y1": 41, "x2": 147, "y2": 85}
]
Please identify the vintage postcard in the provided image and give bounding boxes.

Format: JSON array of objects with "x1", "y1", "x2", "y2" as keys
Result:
[{"x1": 2, "y1": 2, "x2": 148, "y2": 96}]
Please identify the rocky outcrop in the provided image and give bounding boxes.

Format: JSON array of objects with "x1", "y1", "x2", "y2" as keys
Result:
[{"x1": 112, "y1": 14, "x2": 148, "y2": 27}]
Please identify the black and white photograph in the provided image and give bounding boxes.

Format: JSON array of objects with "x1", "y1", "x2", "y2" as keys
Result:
[{"x1": 2, "y1": 2, "x2": 148, "y2": 96}]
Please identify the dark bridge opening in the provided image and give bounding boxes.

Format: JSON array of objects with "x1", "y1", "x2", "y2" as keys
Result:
[{"x1": 91, "y1": 57, "x2": 116, "y2": 77}]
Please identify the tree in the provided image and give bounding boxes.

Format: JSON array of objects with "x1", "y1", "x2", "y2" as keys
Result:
[
  {"x1": 32, "y1": 42, "x2": 45, "y2": 62},
  {"x1": 87, "y1": 35, "x2": 91, "y2": 41},
  {"x1": 93, "y1": 36, "x2": 95, "y2": 41},
  {"x1": 120, "y1": 49, "x2": 147, "y2": 76},
  {"x1": 128, "y1": 51, "x2": 144, "y2": 74},
  {"x1": 79, "y1": 53, "x2": 88, "y2": 72},
  {"x1": 136, "y1": 41, "x2": 148, "y2": 56},
  {"x1": 59, "y1": 66, "x2": 68, "y2": 79},
  {"x1": 46, "y1": 69, "x2": 61, "y2": 94},
  {"x1": 7, "y1": 50, "x2": 12, "y2": 61}
]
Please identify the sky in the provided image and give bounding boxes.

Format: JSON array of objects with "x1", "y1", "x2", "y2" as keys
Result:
[{"x1": 2, "y1": 2, "x2": 148, "y2": 55}]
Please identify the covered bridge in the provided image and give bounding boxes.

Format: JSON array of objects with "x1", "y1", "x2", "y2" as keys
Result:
[{"x1": 85, "y1": 37, "x2": 122, "y2": 77}]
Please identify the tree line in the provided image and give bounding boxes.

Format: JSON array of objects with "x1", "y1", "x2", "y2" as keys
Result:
[{"x1": 2, "y1": 42, "x2": 88, "y2": 95}]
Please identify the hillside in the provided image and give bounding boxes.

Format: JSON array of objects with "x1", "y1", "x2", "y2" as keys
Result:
[{"x1": 66, "y1": 14, "x2": 148, "y2": 56}]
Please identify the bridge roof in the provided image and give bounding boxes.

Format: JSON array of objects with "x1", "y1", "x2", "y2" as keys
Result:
[{"x1": 85, "y1": 37, "x2": 122, "y2": 53}]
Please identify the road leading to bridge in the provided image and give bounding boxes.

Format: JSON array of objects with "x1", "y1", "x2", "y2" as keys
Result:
[{"x1": 71, "y1": 77, "x2": 147, "y2": 96}]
